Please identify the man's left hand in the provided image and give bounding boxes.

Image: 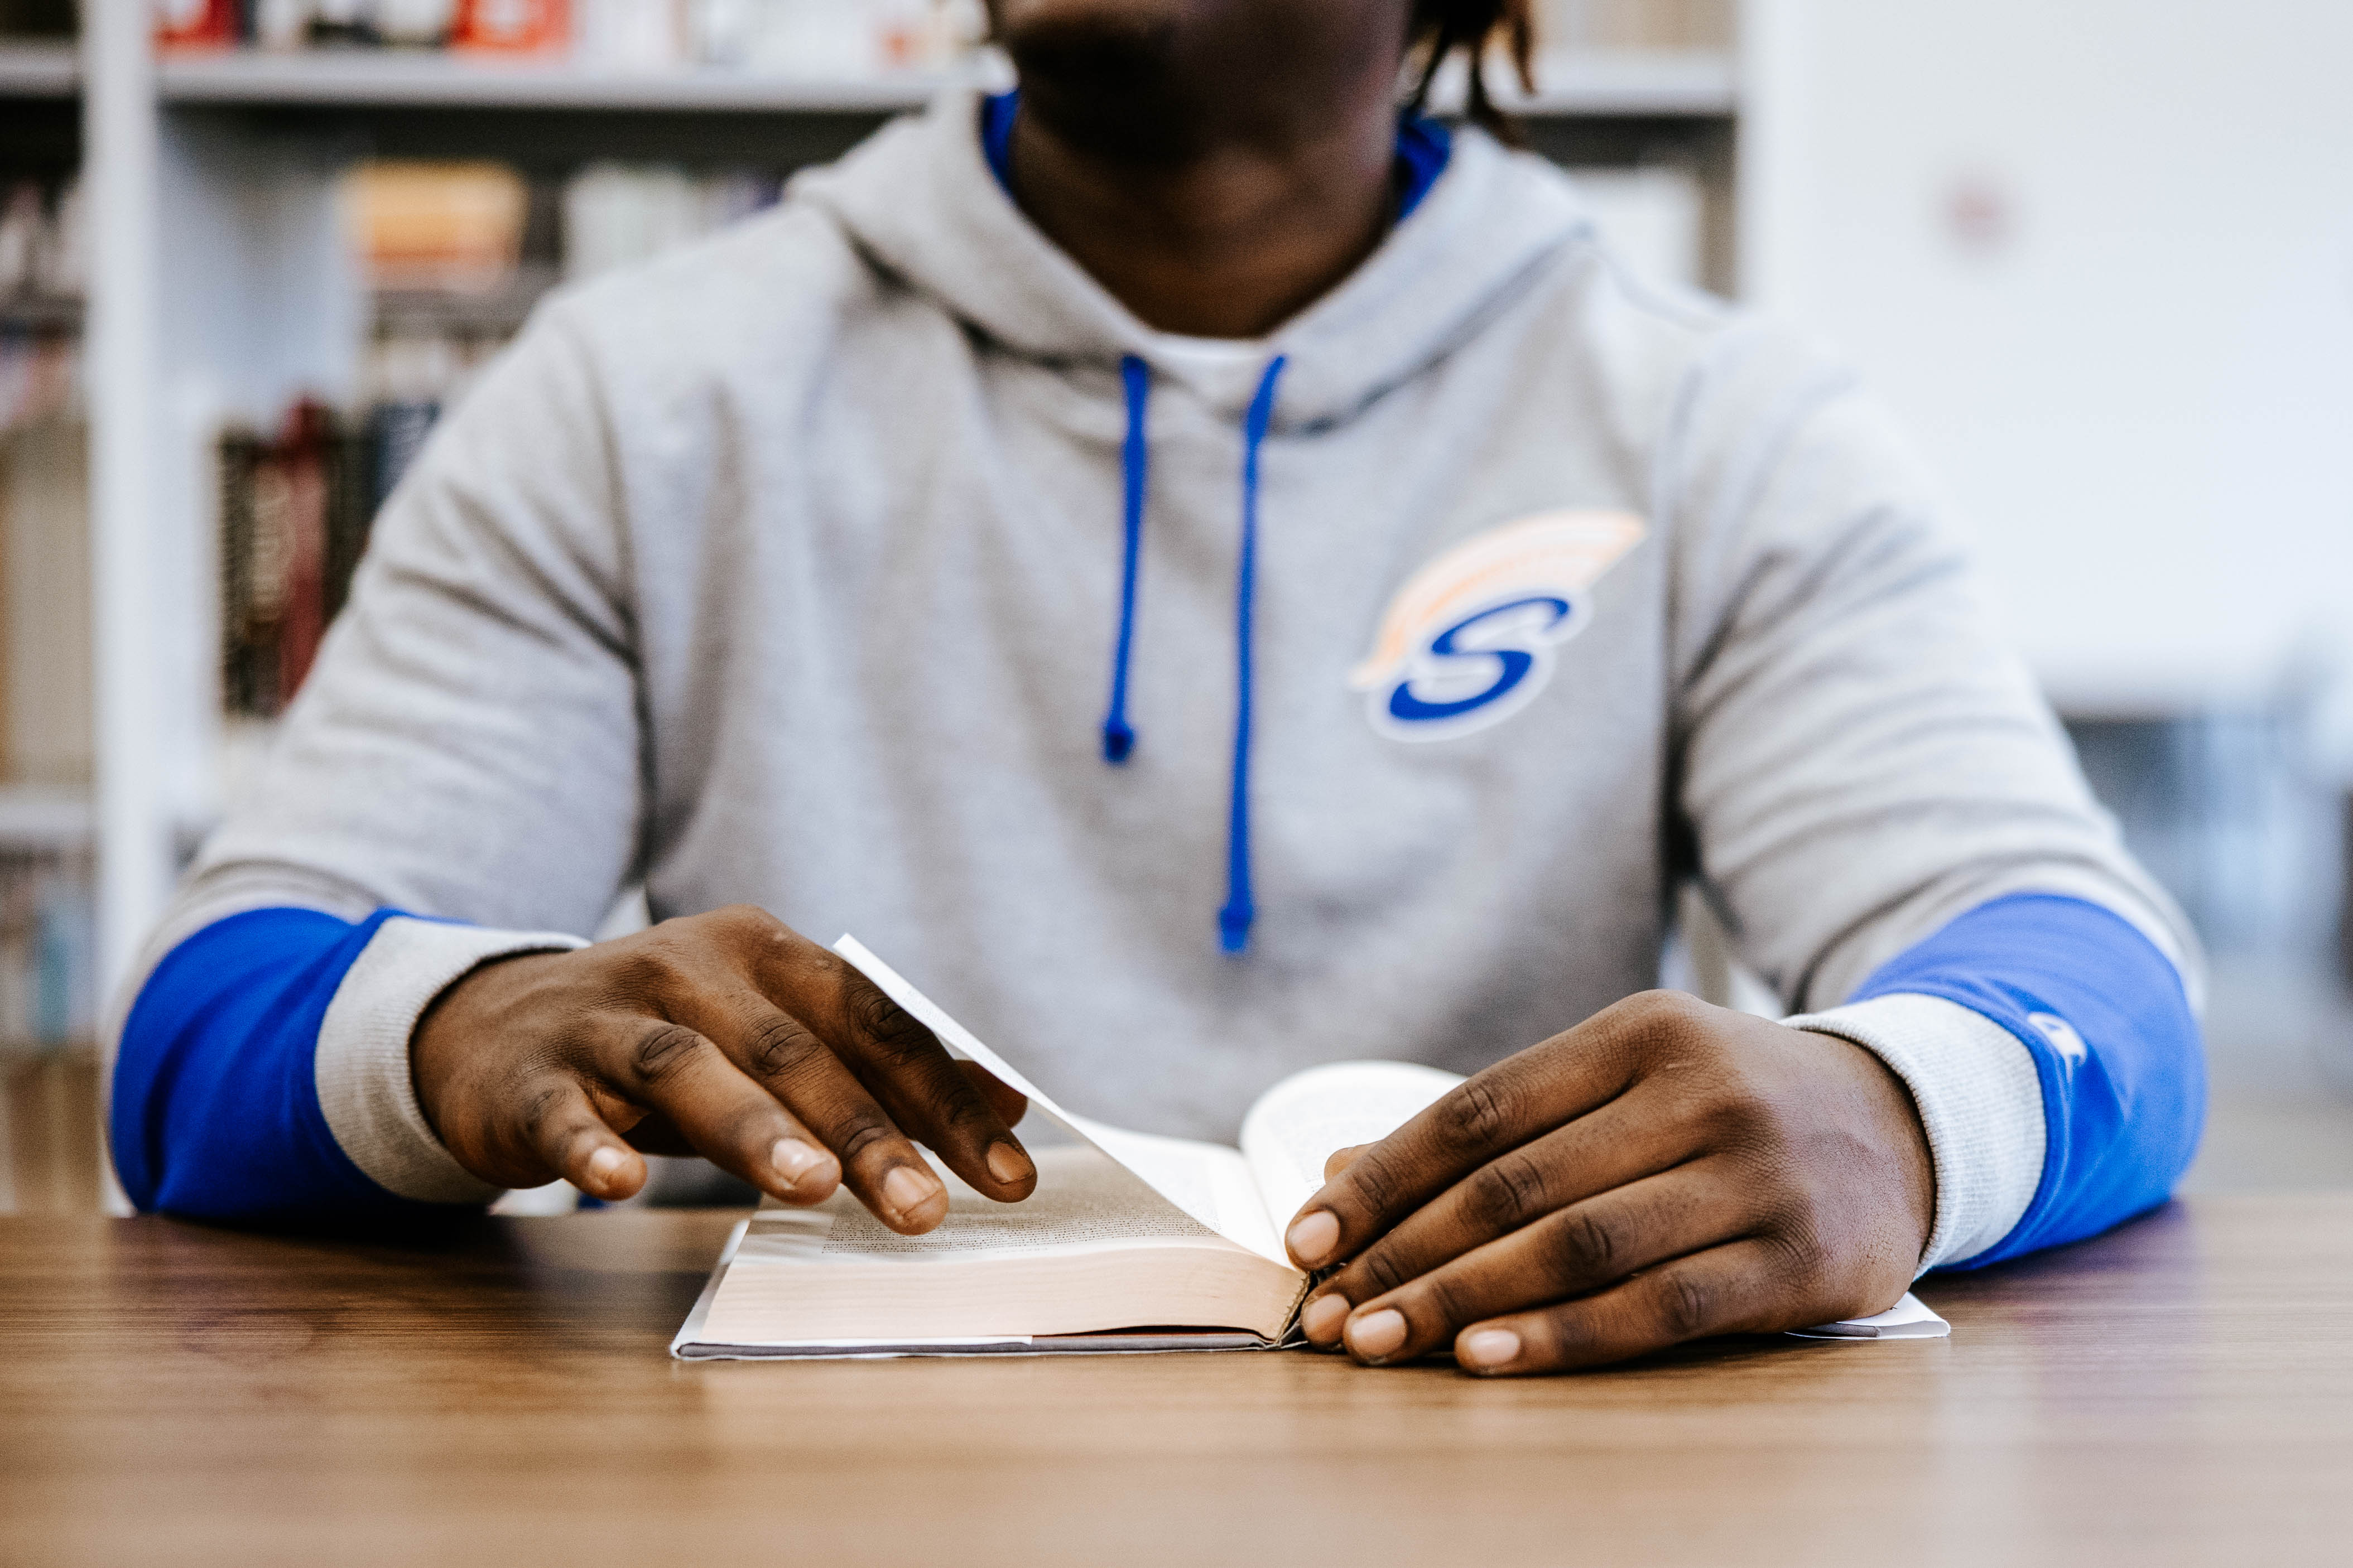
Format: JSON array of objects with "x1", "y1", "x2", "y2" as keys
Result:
[{"x1": 1286, "y1": 990, "x2": 1936, "y2": 1376}]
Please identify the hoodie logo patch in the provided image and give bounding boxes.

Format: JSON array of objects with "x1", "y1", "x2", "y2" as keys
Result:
[{"x1": 1351, "y1": 510, "x2": 1648, "y2": 742}]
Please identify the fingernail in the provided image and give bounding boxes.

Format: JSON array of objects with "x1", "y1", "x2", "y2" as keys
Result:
[
  {"x1": 1348, "y1": 1308, "x2": 1409, "y2": 1363},
  {"x1": 1287, "y1": 1210, "x2": 1340, "y2": 1268},
  {"x1": 883, "y1": 1164, "x2": 943, "y2": 1222},
  {"x1": 1301, "y1": 1294, "x2": 1350, "y2": 1344},
  {"x1": 769, "y1": 1138, "x2": 833, "y2": 1194},
  {"x1": 584, "y1": 1146, "x2": 626, "y2": 1193},
  {"x1": 1459, "y1": 1329, "x2": 1522, "y2": 1372},
  {"x1": 985, "y1": 1141, "x2": 1032, "y2": 1186}
]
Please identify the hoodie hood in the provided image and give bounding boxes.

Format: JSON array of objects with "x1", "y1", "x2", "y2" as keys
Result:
[{"x1": 792, "y1": 88, "x2": 1599, "y2": 427}]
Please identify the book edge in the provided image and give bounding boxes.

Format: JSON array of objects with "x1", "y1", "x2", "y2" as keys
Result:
[{"x1": 667, "y1": 1216, "x2": 750, "y2": 1360}]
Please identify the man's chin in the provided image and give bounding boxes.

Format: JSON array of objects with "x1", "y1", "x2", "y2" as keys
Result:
[
  {"x1": 992, "y1": 0, "x2": 1192, "y2": 64},
  {"x1": 993, "y1": 0, "x2": 1203, "y2": 160}
]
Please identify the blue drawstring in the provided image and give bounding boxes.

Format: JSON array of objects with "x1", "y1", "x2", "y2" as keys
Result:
[
  {"x1": 1101, "y1": 356, "x2": 1152, "y2": 763},
  {"x1": 1096, "y1": 352, "x2": 1288, "y2": 955},
  {"x1": 1219, "y1": 356, "x2": 1288, "y2": 955}
]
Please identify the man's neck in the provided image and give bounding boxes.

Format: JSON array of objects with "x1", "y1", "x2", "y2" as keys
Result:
[{"x1": 1004, "y1": 94, "x2": 1398, "y2": 340}]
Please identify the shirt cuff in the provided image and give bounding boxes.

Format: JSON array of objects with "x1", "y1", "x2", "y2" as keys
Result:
[
  {"x1": 314, "y1": 915, "x2": 589, "y2": 1205},
  {"x1": 1784, "y1": 992, "x2": 2046, "y2": 1272}
]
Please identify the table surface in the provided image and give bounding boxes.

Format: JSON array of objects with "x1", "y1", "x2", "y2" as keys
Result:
[{"x1": 4, "y1": 1196, "x2": 2351, "y2": 1568}]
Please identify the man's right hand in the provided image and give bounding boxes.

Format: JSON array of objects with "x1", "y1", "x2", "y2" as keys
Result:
[{"x1": 411, "y1": 906, "x2": 1036, "y2": 1232}]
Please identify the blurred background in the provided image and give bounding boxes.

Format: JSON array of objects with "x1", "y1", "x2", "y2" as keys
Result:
[{"x1": 1, "y1": 0, "x2": 2347, "y2": 1215}]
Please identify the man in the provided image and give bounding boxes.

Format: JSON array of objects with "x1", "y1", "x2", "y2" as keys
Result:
[{"x1": 113, "y1": 0, "x2": 2203, "y2": 1376}]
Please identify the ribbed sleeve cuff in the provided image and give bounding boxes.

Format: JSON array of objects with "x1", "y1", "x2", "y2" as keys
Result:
[
  {"x1": 314, "y1": 916, "x2": 589, "y2": 1205},
  {"x1": 1785, "y1": 993, "x2": 2046, "y2": 1272}
]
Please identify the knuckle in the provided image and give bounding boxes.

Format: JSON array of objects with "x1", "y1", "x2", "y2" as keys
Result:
[
  {"x1": 713, "y1": 903, "x2": 778, "y2": 935},
  {"x1": 1341, "y1": 1146, "x2": 1405, "y2": 1218},
  {"x1": 1417, "y1": 1273, "x2": 1475, "y2": 1332},
  {"x1": 1613, "y1": 989, "x2": 1711, "y2": 1053},
  {"x1": 1617, "y1": 988, "x2": 1689, "y2": 1028},
  {"x1": 834, "y1": 1114, "x2": 899, "y2": 1167},
  {"x1": 628, "y1": 1022, "x2": 706, "y2": 1087},
  {"x1": 744, "y1": 1013, "x2": 825, "y2": 1081},
  {"x1": 1551, "y1": 1205, "x2": 1620, "y2": 1278},
  {"x1": 1356, "y1": 1246, "x2": 1412, "y2": 1300},
  {"x1": 516, "y1": 1080, "x2": 578, "y2": 1146},
  {"x1": 610, "y1": 935, "x2": 696, "y2": 998},
  {"x1": 696, "y1": 904, "x2": 793, "y2": 959},
  {"x1": 841, "y1": 980, "x2": 933, "y2": 1066},
  {"x1": 1437, "y1": 1076, "x2": 1513, "y2": 1151},
  {"x1": 926, "y1": 1085, "x2": 997, "y2": 1134},
  {"x1": 1699, "y1": 1091, "x2": 1772, "y2": 1149},
  {"x1": 1465, "y1": 1155, "x2": 1548, "y2": 1233},
  {"x1": 1766, "y1": 1205, "x2": 1831, "y2": 1286},
  {"x1": 1659, "y1": 1271, "x2": 1716, "y2": 1340}
]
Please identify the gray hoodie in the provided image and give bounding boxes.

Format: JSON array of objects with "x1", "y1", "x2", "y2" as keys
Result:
[{"x1": 150, "y1": 92, "x2": 2192, "y2": 1267}]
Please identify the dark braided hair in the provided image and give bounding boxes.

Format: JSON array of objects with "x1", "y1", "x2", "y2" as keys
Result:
[{"x1": 1406, "y1": 0, "x2": 1536, "y2": 138}]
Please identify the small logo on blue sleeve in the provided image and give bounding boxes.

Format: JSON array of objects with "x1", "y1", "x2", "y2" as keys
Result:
[
  {"x1": 2028, "y1": 1011, "x2": 2090, "y2": 1068},
  {"x1": 1351, "y1": 510, "x2": 1647, "y2": 742}
]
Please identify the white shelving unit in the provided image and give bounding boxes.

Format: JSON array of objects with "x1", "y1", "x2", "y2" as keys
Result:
[
  {"x1": 0, "y1": 38, "x2": 74, "y2": 95},
  {"x1": 0, "y1": 787, "x2": 94, "y2": 851},
  {"x1": 8, "y1": 39, "x2": 1743, "y2": 115},
  {"x1": 4, "y1": 13, "x2": 1760, "y2": 1211}
]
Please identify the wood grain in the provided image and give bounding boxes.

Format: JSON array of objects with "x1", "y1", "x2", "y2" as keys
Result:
[{"x1": 3, "y1": 1196, "x2": 2350, "y2": 1567}]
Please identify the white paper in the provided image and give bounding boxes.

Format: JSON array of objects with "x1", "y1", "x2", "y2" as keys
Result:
[
  {"x1": 833, "y1": 936, "x2": 1285, "y2": 1263},
  {"x1": 1786, "y1": 1292, "x2": 1951, "y2": 1340},
  {"x1": 1237, "y1": 1059, "x2": 1465, "y2": 1241}
]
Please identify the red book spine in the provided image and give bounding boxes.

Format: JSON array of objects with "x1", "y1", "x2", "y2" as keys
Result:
[
  {"x1": 153, "y1": 0, "x2": 240, "y2": 50},
  {"x1": 451, "y1": 0, "x2": 571, "y2": 54}
]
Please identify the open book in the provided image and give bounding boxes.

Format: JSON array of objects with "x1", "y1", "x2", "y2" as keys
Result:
[{"x1": 670, "y1": 938, "x2": 1948, "y2": 1359}]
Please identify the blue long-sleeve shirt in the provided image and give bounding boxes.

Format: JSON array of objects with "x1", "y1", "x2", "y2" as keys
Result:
[{"x1": 114, "y1": 891, "x2": 2204, "y2": 1263}]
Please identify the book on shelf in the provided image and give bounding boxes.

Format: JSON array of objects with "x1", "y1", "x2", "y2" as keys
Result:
[
  {"x1": 0, "y1": 175, "x2": 84, "y2": 320},
  {"x1": 153, "y1": 0, "x2": 989, "y2": 72},
  {"x1": 676, "y1": 938, "x2": 1950, "y2": 1359},
  {"x1": 345, "y1": 160, "x2": 531, "y2": 296},
  {"x1": 0, "y1": 403, "x2": 95, "y2": 1055},
  {"x1": 218, "y1": 401, "x2": 372, "y2": 720},
  {"x1": 1, "y1": 413, "x2": 89, "y2": 787},
  {"x1": 150, "y1": 1, "x2": 1732, "y2": 66},
  {"x1": 158, "y1": 0, "x2": 572, "y2": 54},
  {"x1": 0, "y1": 849, "x2": 93, "y2": 1050}
]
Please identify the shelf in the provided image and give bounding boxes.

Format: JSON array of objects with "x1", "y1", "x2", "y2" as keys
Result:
[
  {"x1": 374, "y1": 265, "x2": 557, "y2": 335},
  {"x1": 157, "y1": 50, "x2": 952, "y2": 113},
  {"x1": 8, "y1": 42, "x2": 1738, "y2": 118},
  {"x1": 140, "y1": 46, "x2": 1735, "y2": 118},
  {"x1": 0, "y1": 788, "x2": 93, "y2": 852},
  {"x1": 0, "y1": 295, "x2": 81, "y2": 332},
  {"x1": 0, "y1": 40, "x2": 76, "y2": 98},
  {"x1": 1511, "y1": 51, "x2": 1736, "y2": 117},
  {"x1": 1438, "y1": 50, "x2": 1738, "y2": 118}
]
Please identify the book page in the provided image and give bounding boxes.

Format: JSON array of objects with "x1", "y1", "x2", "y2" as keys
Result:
[
  {"x1": 833, "y1": 937, "x2": 1285, "y2": 1265},
  {"x1": 709, "y1": 1145, "x2": 1306, "y2": 1348},
  {"x1": 738, "y1": 1145, "x2": 1235, "y2": 1265},
  {"x1": 1239, "y1": 1060, "x2": 1465, "y2": 1243}
]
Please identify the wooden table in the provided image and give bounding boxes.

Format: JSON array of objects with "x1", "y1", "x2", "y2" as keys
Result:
[{"x1": 4, "y1": 1196, "x2": 2350, "y2": 1567}]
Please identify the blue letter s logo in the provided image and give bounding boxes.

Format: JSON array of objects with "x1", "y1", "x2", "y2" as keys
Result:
[
  {"x1": 1371, "y1": 595, "x2": 1581, "y2": 741},
  {"x1": 1350, "y1": 509, "x2": 1648, "y2": 744}
]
